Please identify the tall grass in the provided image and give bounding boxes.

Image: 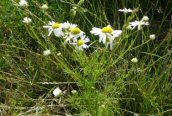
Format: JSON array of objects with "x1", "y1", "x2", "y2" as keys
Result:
[{"x1": 0, "y1": 0, "x2": 172, "y2": 115}]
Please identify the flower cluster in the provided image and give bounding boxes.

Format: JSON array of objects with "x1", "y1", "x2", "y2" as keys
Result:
[
  {"x1": 42, "y1": 19, "x2": 123, "y2": 50},
  {"x1": 43, "y1": 21, "x2": 90, "y2": 51},
  {"x1": 18, "y1": 2, "x2": 157, "y2": 97},
  {"x1": 20, "y1": 3, "x2": 155, "y2": 52}
]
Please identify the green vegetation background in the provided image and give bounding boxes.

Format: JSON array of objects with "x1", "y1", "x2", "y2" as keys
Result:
[{"x1": 0, "y1": 0, "x2": 172, "y2": 115}]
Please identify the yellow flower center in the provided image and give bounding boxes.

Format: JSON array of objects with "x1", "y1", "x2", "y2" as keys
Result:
[
  {"x1": 77, "y1": 39, "x2": 84, "y2": 46},
  {"x1": 52, "y1": 23, "x2": 61, "y2": 29},
  {"x1": 71, "y1": 27, "x2": 81, "y2": 35},
  {"x1": 102, "y1": 26, "x2": 113, "y2": 33}
]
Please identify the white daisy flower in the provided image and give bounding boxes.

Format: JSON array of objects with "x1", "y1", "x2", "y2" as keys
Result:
[
  {"x1": 129, "y1": 20, "x2": 149, "y2": 30},
  {"x1": 129, "y1": 16, "x2": 149, "y2": 30},
  {"x1": 53, "y1": 87, "x2": 62, "y2": 97},
  {"x1": 41, "y1": 4, "x2": 48, "y2": 10},
  {"x1": 61, "y1": 22, "x2": 78, "y2": 43},
  {"x1": 131, "y1": 57, "x2": 138, "y2": 63},
  {"x1": 72, "y1": 35, "x2": 90, "y2": 51},
  {"x1": 118, "y1": 8, "x2": 133, "y2": 13},
  {"x1": 19, "y1": 0, "x2": 28, "y2": 7},
  {"x1": 22, "y1": 17, "x2": 32, "y2": 24},
  {"x1": 90, "y1": 25, "x2": 122, "y2": 50},
  {"x1": 43, "y1": 21, "x2": 64, "y2": 37},
  {"x1": 150, "y1": 34, "x2": 155, "y2": 40},
  {"x1": 43, "y1": 49, "x2": 51, "y2": 56},
  {"x1": 62, "y1": 21, "x2": 77, "y2": 30},
  {"x1": 69, "y1": 27, "x2": 85, "y2": 42}
]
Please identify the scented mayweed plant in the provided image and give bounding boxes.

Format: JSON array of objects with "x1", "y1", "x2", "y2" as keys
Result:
[
  {"x1": 43, "y1": 21, "x2": 87, "y2": 50},
  {"x1": 118, "y1": 8, "x2": 133, "y2": 13},
  {"x1": 72, "y1": 35, "x2": 90, "y2": 51},
  {"x1": 90, "y1": 25, "x2": 122, "y2": 50},
  {"x1": 62, "y1": 21, "x2": 78, "y2": 43},
  {"x1": 128, "y1": 16, "x2": 149, "y2": 30},
  {"x1": 2, "y1": 0, "x2": 172, "y2": 115},
  {"x1": 43, "y1": 21, "x2": 65, "y2": 37}
]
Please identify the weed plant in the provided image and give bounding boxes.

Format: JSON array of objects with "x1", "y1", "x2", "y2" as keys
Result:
[{"x1": 0, "y1": 0, "x2": 172, "y2": 115}]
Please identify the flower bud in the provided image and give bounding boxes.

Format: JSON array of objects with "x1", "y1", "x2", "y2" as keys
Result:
[
  {"x1": 41, "y1": 4, "x2": 48, "y2": 10},
  {"x1": 142, "y1": 16, "x2": 149, "y2": 21},
  {"x1": 150, "y1": 34, "x2": 155, "y2": 40},
  {"x1": 131, "y1": 57, "x2": 138, "y2": 63}
]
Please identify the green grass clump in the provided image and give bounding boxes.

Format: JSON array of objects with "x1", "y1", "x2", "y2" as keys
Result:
[{"x1": 0, "y1": 0, "x2": 172, "y2": 115}]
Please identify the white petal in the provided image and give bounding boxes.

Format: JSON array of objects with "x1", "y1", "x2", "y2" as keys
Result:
[
  {"x1": 53, "y1": 87, "x2": 62, "y2": 97},
  {"x1": 82, "y1": 44, "x2": 89, "y2": 49},
  {"x1": 49, "y1": 21, "x2": 55, "y2": 25},
  {"x1": 90, "y1": 27, "x2": 102, "y2": 35},
  {"x1": 64, "y1": 37, "x2": 71, "y2": 43},
  {"x1": 43, "y1": 26, "x2": 51, "y2": 28},
  {"x1": 70, "y1": 24, "x2": 77, "y2": 28},
  {"x1": 130, "y1": 21, "x2": 139, "y2": 27},
  {"x1": 48, "y1": 29, "x2": 53, "y2": 36},
  {"x1": 83, "y1": 38, "x2": 90, "y2": 43},
  {"x1": 102, "y1": 34, "x2": 106, "y2": 44},
  {"x1": 142, "y1": 22, "x2": 149, "y2": 25},
  {"x1": 80, "y1": 35, "x2": 86, "y2": 39},
  {"x1": 113, "y1": 30, "x2": 122, "y2": 37},
  {"x1": 99, "y1": 33, "x2": 104, "y2": 43},
  {"x1": 54, "y1": 29, "x2": 64, "y2": 37}
]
